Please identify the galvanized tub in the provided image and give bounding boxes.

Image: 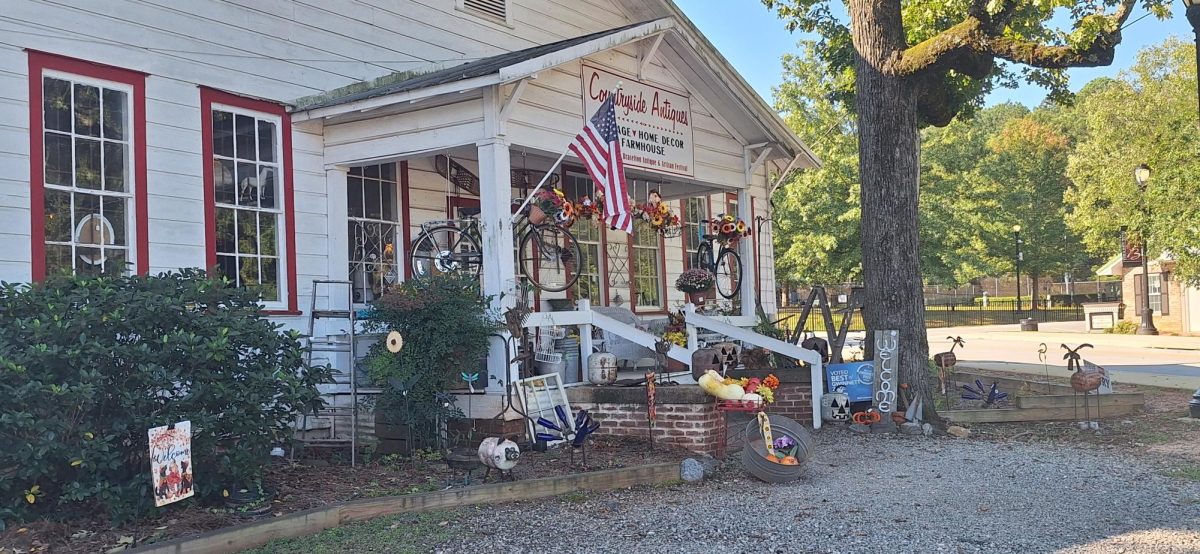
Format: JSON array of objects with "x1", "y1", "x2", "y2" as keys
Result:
[{"x1": 741, "y1": 413, "x2": 813, "y2": 483}]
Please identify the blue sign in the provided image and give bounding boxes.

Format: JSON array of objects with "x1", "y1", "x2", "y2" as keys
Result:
[{"x1": 825, "y1": 361, "x2": 875, "y2": 402}]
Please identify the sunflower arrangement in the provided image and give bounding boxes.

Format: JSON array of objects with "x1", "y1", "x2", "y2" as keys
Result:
[
  {"x1": 712, "y1": 213, "x2": 750, "y2": 244},
  {"x1": 573, "y1": 194, "x2": 604, "y2": 221},
  {"x1": 636, "y1": 200, "x2": 682, "y2": 236},
  {"x1": 531, "y1": 188, "x2": 574, "y2": 225}
]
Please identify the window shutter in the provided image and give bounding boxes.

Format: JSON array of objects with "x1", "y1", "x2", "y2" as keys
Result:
[
  {"x1": 1133, "y1": 273, "x2": 1144, "y2": 315},
  {"x1": 1161, "y1": 273, "x2": 1169, "y2": 315},
  {"x1": 463, "y1": 0, "x2": 507, "y2": 21}
]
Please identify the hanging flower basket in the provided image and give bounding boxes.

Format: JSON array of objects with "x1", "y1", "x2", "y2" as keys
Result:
[
  {"x1": 712, "y1": 213, "x2": 751, "y2": 244},
  {"x1": 634, "y1": 200, "x2": 681, "y2": 236},
  {"x1": 528, "y1": 188, "x2": 572, "y2": 226},
  {"x1": 675, "y1": 268, "x2": 716, "y2": 294}
]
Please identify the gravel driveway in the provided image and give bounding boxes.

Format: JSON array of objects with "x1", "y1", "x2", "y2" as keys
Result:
[{"x1": 434, "y1": 431, "x2": 1200, "y2": 553}]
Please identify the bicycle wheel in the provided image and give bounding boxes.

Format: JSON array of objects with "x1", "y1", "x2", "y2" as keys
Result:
[
  {"x1": 519, "y1": 223, "x2": 583, "y2": 293},
  {"x1": 694, "y1": 241, "x2": 712, "y2": 273},
  {"x1": 409, "y1": 225, "x2": 483, "y2": 281},
  {"x1": 714, "y1": 248, "x2": 742, "y2": 299}
]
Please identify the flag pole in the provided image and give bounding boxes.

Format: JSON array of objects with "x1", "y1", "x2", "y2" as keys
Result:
[{"x1": 509, "y1": 81, "x2": 623, "y2": 226}]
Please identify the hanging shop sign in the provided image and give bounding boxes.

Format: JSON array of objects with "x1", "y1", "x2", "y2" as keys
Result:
[
  {"x1": 873, "y1": 330, "x2": 899, "y2": 416},
  {"x1": 148, "y1": 420, "x2": 194, "y2": 507},
  {"x1": 581, "y1": 64, "x2": 694, "y2": 178}
]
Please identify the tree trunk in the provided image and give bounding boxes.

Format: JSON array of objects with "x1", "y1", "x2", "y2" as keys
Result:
[
  {"x1": 849, "y1": 0, "x2": 940, "y2": 423},
  {"x1": 1030, "y1": 272, "x2": 1040, "y2": 310}
]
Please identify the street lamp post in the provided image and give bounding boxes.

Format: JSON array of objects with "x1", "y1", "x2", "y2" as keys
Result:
[
  {"x1": 1185, "y1": 0, "x2": 1200, "y2": 115},
  {"x1": 1013, "y1": 224, "x2": 1023, "y2": 313},
  {"x1": 1134, "y1": 164, "x2": 1158, "y2": 336}
]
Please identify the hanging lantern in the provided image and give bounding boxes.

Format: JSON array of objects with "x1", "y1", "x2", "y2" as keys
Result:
[{"x1": 820, "y1": 392, "x2": 852, "y2": 422}]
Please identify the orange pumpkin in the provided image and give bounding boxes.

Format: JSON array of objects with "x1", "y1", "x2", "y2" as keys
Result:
[
  {"x1": 765, "y1": 454, "x2": 780, "y2": 463},
  {"x1": 781, "y1": 456, "x2": 799, "y2": 466}
]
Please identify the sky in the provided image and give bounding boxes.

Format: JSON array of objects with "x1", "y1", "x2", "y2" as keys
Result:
[{"x1": 674, "y1": 0, "x2": 1192, "y2": 108}]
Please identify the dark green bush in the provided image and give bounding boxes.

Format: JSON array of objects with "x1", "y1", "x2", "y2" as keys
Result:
[
  {"x1": 364, "y1": 274, "x2": 499, "y2": 447},
  {"x1": 0, "y1": 269, "x2": 331, "y2": 524}
]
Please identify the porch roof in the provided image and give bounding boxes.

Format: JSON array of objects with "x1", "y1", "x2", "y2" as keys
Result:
[{"x1": 291, "y1": 18, "x2": 819, "y2": 172}]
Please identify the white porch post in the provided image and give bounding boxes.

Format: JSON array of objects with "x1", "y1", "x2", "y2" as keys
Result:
[
  {"x1": 479, "y1": 86, "x2": 518, "y2": 392},
  {"x1": 737, "y1": 188, "x2": 757, "y2": 316},
  {"x1": 325, "y1": 166, "x2": 350, "y2": 284}
]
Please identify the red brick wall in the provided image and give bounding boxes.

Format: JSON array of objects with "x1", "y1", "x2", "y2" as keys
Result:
[
  {"x1": 572, "y1": 401, "x2": 721, "y2": 455},
  {"x1": 770, "y1": 383, "x2": 813, "y2": 425}
]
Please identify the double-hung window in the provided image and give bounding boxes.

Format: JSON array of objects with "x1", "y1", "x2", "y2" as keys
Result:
[
  {"x1": 347, "y1": 164, "x2": 400, "y2": 304},
  {"x1": 202, "y1": 88, "x2": 295, "y2": 312},
  {"x1": 632, "y1": 219, "x2": 664, "y2": 310},
  {"x1": 565, "y1": 172, "x2": 603, "y2": 303},
  {"x1": 30, "y1": 52, "x2": 146, "y2": 279},
  {"x1": 682, "y1": 197, "x2": 708, "y2": 269}
]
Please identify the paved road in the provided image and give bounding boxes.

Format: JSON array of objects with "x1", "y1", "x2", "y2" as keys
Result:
[{"x1": 925, "y1": 321, "x2": 1200, "y2": 390}]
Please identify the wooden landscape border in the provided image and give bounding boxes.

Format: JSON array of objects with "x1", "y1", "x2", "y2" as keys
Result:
[
  {"x1": 944, "y1": 370, "x2": 1145, "y2": 424},
  {"x1": 129, "y1": 462, "x2": 680, "y2": 554}
]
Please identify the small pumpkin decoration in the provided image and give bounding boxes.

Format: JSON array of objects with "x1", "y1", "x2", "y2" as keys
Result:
[{"x1": 780, "y1": 456, "x2": 799, "y2": 466}]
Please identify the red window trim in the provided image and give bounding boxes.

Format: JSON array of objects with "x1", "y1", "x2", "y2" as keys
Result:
[
  {"x1": 27, "y1": 50, "x2": 149, "y2": 280},
  {"x1": 400, "y1": 161, "x2": 412, "y2": 281},
  {"x1": 199, "y1": 86, "x2": 298, "y2": 313}
]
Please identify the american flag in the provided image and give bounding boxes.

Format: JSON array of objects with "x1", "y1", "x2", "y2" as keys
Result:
[{"x1": 569, "y1": 95, "x2": 632, "y2": 233}]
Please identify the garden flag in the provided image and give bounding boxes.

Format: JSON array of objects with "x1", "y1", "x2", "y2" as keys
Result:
[
  {"x1": 148, "y1": 420, "x2": 194, "y2": 506},
  {"x1": 569, "y1": 94, "x2": 632, "y2": 233}
]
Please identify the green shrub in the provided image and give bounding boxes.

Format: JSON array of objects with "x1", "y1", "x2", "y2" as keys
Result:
[
  {"x1": 1105, "y1": 320, "x2": 1139, "y2": 334},
  {"x1": 363, "y1": 274, "x2": 500, "y2": 448},
  {"x1": 0, "y1": 270, "x2": 331, "y2": 524}
]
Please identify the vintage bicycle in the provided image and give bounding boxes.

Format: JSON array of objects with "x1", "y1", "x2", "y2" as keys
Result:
[
  {"x1": 408, "y1": 204, "x2": 584, "y2": 293},
  {"x1": 693, "y1": 218, "x2": 743, "y2": 299}
]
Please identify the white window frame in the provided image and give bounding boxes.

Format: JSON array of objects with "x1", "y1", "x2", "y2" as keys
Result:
[
  {"x1": 1148, "y1": 273, "x2": 1163, "y2": 315},
  {"x1": 347, "y1": 164, "x2": 402, "y2": 306},
  {"x1": 632, "y1": 219, "x2": 664, "y2": 310},
  {"x1": 41, "y1": 69, "x2": 138, "y2": 277},
  {"x1": 210, "y1": 102, "x2": 289, "y2": 310},
  {"x1": 682, "y1": 197, "x2": 708, "y2": 269}
]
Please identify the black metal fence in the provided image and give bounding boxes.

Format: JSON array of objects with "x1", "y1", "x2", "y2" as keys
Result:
[{"x1": 923, "y1": 299, "x2": 1083, "y2": 328}]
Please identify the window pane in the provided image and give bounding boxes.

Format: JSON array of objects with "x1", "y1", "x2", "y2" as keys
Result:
[
  {"x1": 237, "y1": 209, "x2": 258, "y2": 255},
  {"x1": 102, "y1": 195, "x2": 126, "y2": 246},
  {"x1": 76, "y1": 247, "x2": 102, "y2": 275},
  {"x1": 363, "y1": 178, "x2": 382, "y2": 220},
  {"x1": 257, "y1": 120, "x2": 276, "y2": 162},
  {"x1": 260, "y1": 258, "x2": 279, "y2": 301},
  {"x1": 234, "y1": 114, "x2": 256, "y2": 161},
  {"x1": 216, "y1": 254, "x2": 238, "y2": 284},
  {"x1": 236, "y1": 162, "x2": 256, "y2": 206},
  {"x1": 43, "y1": 77, "x2": 72, "y2": 132},
  {"x1": 75, "y1": 137, "x2": 102, "y2": 189},
  {"x1": 73, "y1": 193, "x2": 99, "y2": 245},
  {"x1": 239, "y1": 256, "x2": 260, "y2": 287},
  {"x1": 44, "y1": 189, "x2": 72, "y2": 242},
  {"x1": 259, "y1": 213, "x2": 277, "y2": 256},
  {"x1": 363, "y1": 164, "x2": 380, "y2": 179},
  {"x1": 103, "y1": 247, "x2": 127, "y2": 276},
  {"x1": 347, "y1": 176, "x2": 364, "y2": 218},
  {"x1": 215, "y1": 207, "x2": 235, "y2": 254},
  {"x1": 215, "y1": 159, "x2": 235, "y2": 204},
  {"x1": 212, "y1": 111, "x2": 234, "y2": 157},
  {"x1": 73, "y1": 83, "x2": 100, "y2": 137},
  {"x1": 44, "y1": 132, "x2": 73, "y2": 186},
  {"x1": 102, "y1": 89, "x2": 127, "y2": 140},
  {"x1": 381, "y1": 163, "x2": 395, "y2": 182},
  {"x1": 258, "y1": 166, "x2": 276, "y2": 209},
  {"x1": 45, "y1": 244, "x2": 72, "y2": 275},
  {"x1": 381, "y1": 179, "x2": 396, "y2": 221},
  {"x1": 103, "y1": 142, "x2": 126, "y2": 192}
]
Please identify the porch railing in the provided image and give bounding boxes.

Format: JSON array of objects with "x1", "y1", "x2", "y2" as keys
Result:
[{"x1": 521, "y1": 300, "x2": 825, "y2": 429}]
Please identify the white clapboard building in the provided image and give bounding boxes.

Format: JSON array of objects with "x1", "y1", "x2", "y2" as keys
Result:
[{"x1": 0, "y1": 1, "x2": 822, "y2": 407}]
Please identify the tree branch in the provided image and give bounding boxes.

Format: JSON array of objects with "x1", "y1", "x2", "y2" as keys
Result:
[{"x1": 891, "y1": 0, "x2": 1137, "y2": 76}]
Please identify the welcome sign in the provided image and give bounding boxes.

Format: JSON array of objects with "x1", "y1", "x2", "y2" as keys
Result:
[{"x1": 581, "y1": 64, "x2": 695, "y2": 177}]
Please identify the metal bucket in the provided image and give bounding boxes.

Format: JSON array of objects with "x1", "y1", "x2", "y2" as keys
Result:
[{"x1": 741, "y1": 413, "x2": 813, "y2": 483}]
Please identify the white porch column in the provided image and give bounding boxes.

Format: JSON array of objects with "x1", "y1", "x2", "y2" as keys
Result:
[
  {"x1": 479, "y1": 85, "x2": 517, "y2": 392},
  {"x1": 325, "y1": 166, "x2": 350, "y2": 285},
  {"x1": 737, "y1": 188, "x2": 757, "y2": 316}
]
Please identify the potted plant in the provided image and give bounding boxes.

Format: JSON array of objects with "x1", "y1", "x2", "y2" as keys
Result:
[
  {"x1": 529, "y1": 187, "x2": 573, "y2": 225},
  {"x1": 675, "y1": 268, "x2": 716, "y2": 306},
  {"x1": 363, "y1": 273, "x2": 501, "y2": 455}
]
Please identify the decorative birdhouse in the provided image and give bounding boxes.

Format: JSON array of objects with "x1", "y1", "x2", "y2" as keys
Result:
[{"x1": 820, "y1": 392, "x2": 852, "y2": 422}]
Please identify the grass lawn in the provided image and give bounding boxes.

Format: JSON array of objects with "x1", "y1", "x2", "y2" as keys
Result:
[
  {"x1": 777, "y1": 306, "x2": 1082, "y2": 333},
  {"x1": 244, "y1": 511, "x2": 459, "y2": 554}
]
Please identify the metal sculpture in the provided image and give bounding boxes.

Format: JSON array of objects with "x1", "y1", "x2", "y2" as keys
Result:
[
  {"x1": 1038, "y1": 343, "x2": 1052, "y2": 394},
  {"x1": 1063, "y1": 343, "x2": 1104, "y2": 429},
  {"x1": 534, "y1": 405, "x2": 600, "y2": 465},
  {"x1": 478, "y1": 436, "x2": 520, "y2": 482},
  {"x1": 961, "y1": 379, "x2": 1008, "y2": 406},
  {"x1": 932, "y1": 336, "x2": 964, "y2": 404},
  {"x1": 646, "y1": 370, "x2": 657, "y2": 452}
]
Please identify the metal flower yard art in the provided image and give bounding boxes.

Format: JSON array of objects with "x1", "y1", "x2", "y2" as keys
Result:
[
  {"x1": 960, "y1": 379, "x2": 1008, "y2": 407},
  {"x1": 535, "y1": 405, "x2": 600, "y2": 465}
]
